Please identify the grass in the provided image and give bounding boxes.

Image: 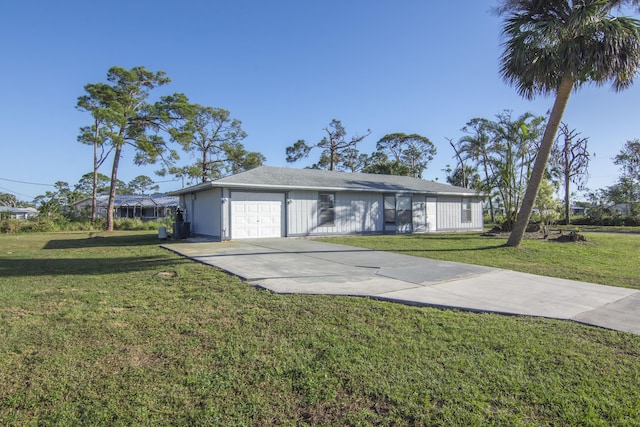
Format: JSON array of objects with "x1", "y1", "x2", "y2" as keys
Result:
[
  {"x1": 319, "y1": 232, "x2": 640, "y2": 289},
  {"x1": 1, "y1": 231, "x2": 639, "y2": 425}
]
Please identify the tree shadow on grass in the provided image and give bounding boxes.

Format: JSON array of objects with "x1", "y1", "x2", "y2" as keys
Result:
[
  {"x1": 1, "y1": 234, "x2": 190, "y2": 278},
  {"x1": 384, "y1": 244, "x2": 507, "y2": 253},
  {"x1": 43, "y1": 233, "x2": 165, "y2": 250},
  {"x1": 0, "y1": 255, "x2": 191, "y2": 278},
  {"x1": 365, "y1": 233, "x2": 509, "y2": 252}
]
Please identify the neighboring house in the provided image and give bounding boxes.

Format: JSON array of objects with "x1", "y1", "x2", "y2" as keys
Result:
[
  {"x1": 73, "y1": 194, "x2": 179, "y2": 220},
  {"x1": 611, "y1": 203, "x2": 636, "y2": 215},
  {"x1": 168, "y1": 166, "x2": 484, "y2": 240},
  {"x1": 0, "y1": 206, "x2": 38, "y2": 220},
  {"x1": 570, "y1": 205, "x2": 588, "y2": 216}
]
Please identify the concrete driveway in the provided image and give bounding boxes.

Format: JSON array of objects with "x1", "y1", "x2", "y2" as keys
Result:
[{"x1": 162, "y1": 238, "x2": 640, "y2": 335}]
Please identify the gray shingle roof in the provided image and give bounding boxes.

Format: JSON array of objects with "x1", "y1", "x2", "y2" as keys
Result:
[
  {"x1": 0, "y1": 206, "x2": 38, "y2": 214},
  {"x1": 169, "y1": 166, "x2": 481, "y2": 196},
  {"x1": 73, "y1": 194, "x2": 179, "y2": 208}
]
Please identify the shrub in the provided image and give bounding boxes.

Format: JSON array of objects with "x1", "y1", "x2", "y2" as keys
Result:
[
  {"x1": 1, "y1": 217, "x2": 105, "y2": 233},
  {"x1": 113, "y1": 218, "x2": 171, "y2": 231}
]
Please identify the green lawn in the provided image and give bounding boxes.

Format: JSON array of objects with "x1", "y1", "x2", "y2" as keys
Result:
[
  {"x1": 1, "y1": 232, "x2": 639, "y2": 425},
  {"x1": 319, "y1": 232, "x2": 640, "y2": 289}
]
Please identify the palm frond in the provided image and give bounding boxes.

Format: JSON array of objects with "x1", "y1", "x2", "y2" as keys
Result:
[{"x1": 499, "y1": 0, "x2": 640, "y2": 97}]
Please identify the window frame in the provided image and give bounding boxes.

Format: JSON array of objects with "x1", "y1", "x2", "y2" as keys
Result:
[
  {"x1": 318, "y1": 192, "x2": 336, "y2": 226},
  {"x1": 461, "y1": 197, "x2": 472, "y2": 223},
  {"x1": 384, "y1": 195, "x2": 396, "y2": 225},
  {"x1": 396, "y1": 195, "x2": 413, "y2": 226}
]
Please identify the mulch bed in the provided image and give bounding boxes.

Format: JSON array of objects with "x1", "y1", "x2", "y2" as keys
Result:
[{"x1": 482, "y1": 228, "x2": 587, "y2": 243}]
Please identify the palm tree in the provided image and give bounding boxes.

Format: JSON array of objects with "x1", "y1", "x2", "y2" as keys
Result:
[
  {"x1": 459, "y1": 118, "x2": 497, "y2": 223},
  {"x1": 497, "y1": 0, "x2": 640, "y2": 247}
]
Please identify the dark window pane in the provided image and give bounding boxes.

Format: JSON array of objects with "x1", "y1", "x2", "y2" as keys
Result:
[{"x1": 319, "y1": 193, "x2": 335, "y2": 225}]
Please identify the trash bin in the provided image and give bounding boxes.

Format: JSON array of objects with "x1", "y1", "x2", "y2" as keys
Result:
[
  {"x1": 158, "y1": 226, "x2": 168, "y2": 240},
  {"x1": 172, "y1": 222, "x2": 190, "y2": 239}
]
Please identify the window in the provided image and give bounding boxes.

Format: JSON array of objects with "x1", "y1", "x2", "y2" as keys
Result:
[
  {"x1": 385, "y1": 195, "x2": 413, "y2": 226},
  {"x1": 318, "y1": 193, "x2": 335, "y2": 226},
  {"x1": 461, "y1": 198, "x2": 472, "y2": 223},
  {"x1": 396, "y1": 196, "x2": 412, "y2": 226},
  {"x1": 384, "y1": 195, "x2": 396, "y2": 224}
]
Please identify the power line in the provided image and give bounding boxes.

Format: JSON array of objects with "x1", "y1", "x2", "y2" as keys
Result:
[
  {"x1": 0, "y1": 177, "x2": 55, "y2": 187},
  {"x1": 152, "y1": 178, "x2": 180, "y2": 184},
  {"x1": 0, "y1": 185, "x2": 36, "y2": 200}
]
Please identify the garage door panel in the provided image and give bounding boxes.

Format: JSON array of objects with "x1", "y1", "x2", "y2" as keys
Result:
[{"x1": 231, "y1": 192, "x2": 284, "y2": 239}]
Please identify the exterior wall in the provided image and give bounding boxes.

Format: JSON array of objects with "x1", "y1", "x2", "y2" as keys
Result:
[
  {"x1": 186, "y1": 187, "x2": 484, "y2": 239},
  {"x1": 436, "y1": 196, "x2": 484, "y2": 231},
  {"x1": 287, "y1": 191, "x2": 383, "y2": 236},
  {"x1": 183, "y1": 188, "x2": 221, "y2": 238},
  {"x1": 426, "y1": 197, "x2": 437, "y2": 232}
]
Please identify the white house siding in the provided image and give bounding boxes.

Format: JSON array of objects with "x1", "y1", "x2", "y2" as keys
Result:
[
  {"x1": 287, "y1": 191, "x2": 383, "y2": 236},
  {"x1": 426, "y1": 197, "x2": 437, "y2": 232},
  {"x1": 187, "y1": 188, "x2": 221, "y2": 238},
  {"x1": 436, "y1": 196, "x2": 483, "y2": 231}
]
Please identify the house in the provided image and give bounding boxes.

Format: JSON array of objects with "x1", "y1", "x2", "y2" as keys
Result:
[
  {"x1": 0, "y1": 206, "x2": 38, "y2": 220},
  {"x1": 611, "y1": 203, "x2": 636, "y2": 215},
  {"x1": 570, "y1": 205, "x2": 588, "y2": 216},
  {"x1": 73, "y1": 194, "x2": 179, "y2": 220},
  {"x1": 167, "y1": 166, "x2": 484, "y2": 240}
]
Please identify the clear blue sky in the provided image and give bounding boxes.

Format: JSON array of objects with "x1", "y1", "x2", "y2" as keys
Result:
[{"x1": 1, "y1": 0, "x2": 639, "y2": 202}]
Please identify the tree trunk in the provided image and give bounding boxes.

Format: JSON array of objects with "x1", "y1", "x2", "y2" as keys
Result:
[
  {"x1": 202, "y1": 151, "x2": 208, "y2": 183},
  {"x1": 92, "y1": 141, "x2": 98, "y2": 222},
  {"x1": 507, "y1": 76, "x2": 574, "y2": 247},
  {"x1": 482, "y1": 158, "x2": 496, "y2": 224},
  {"x1": 106, "y1": 145, "x2": 123, "y2": 232},
  {"x1": 91, "y1": 120, "x2": 101, "y2": 222},
  {"x1": 564, "y1": 169, "x2": 571, "y2": 224}
]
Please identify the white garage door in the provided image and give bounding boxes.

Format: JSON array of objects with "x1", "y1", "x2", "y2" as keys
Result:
[{"x1": 231, "y1": 192, "x2": 285, "y2": 239}]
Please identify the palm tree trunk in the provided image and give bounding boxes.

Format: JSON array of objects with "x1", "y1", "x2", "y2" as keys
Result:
[{"x1": 507, "y1": 75, "x2": 574, "y2": 247}]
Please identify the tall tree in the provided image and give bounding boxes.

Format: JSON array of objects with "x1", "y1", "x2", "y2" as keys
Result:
[
  {"x1": 75, "y1": 172, "x2": 130, "y2": 196},
  {"x1": 34, "y1": 181, "x2": 82, "y2": 219},
  {"x1": 128, "y1": 175, "x2": 160, "y2": 195},
  {"x1": 550, "y1": 123, "x2": 590, "y2": 223},
  {"x1": 608, "y1": 139, "x2": 640, "y2": 209},
  {"x1": 340, "y1": 147, "x2": 370, "y2": 173},
  {"x1": 497, "y1": 0, "x2": 640, "y2": 247},
  {"x1": 75, "y1": 105, "x2": 113, "y2": 221},
  {"x1": 165, "y1": 99, "x2": 261, "y2": 182},
  {"x1": 77, "y1": 66, "x2": 180, "y2": 231},
  {"x1": 375, "y1": 133, "x2": 437, "y2": 178},
  {"x1": 447, "y1": 137, "x2": 470, "y2": 189},
  {"x1": 491, "y1": 111, "x2": 546, "y2": 230},
  {"x1": 459, "y1": 118, "x2": 497, "y2": 223},
  {"x1": 614, "y1": 139, "x2": 640, "y2": 184},
  {"x1": 444, "y1": 164, "x2": 482, "y2": 189},
  {"x1": 0, "y1": 193, "x2": 18, "y2": 207},
  {"x1": 361, "y1": 152, "x2": 413, "y2": 176},
  {"x1": 286, "y1": 119, "x2": 371, "y2": 171}
]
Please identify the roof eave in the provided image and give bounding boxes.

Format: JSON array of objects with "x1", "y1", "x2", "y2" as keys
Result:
[{"x1": 169, "y1": 181, "x2": 482, "y2": 197}]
